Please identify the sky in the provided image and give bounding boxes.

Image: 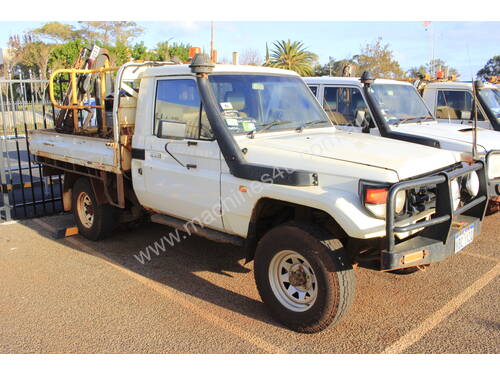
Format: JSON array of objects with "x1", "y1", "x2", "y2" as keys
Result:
[{"x1": 0, "y1": 21, "x2": 499, "y2": 77}]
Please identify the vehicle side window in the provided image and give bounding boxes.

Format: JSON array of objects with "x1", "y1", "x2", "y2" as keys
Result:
[
  {"x1": 323, "y1": 87, "x2": 373, "y2": 127},
  {"x1": 154, "y1": 79, "x2": 214, "y2": 139},
  {"x1": 436, "y1": 90, "x2": 484, "y2": 121},
  {"x1": 308, "y1": 86, "x2": 318, "y2": 96}
]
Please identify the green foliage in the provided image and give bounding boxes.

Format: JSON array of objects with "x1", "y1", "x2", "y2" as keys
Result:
[
  {"x1": 406, "y1": 59, "x2": 459, "y2": 78},
  {"x1": 265, "y1": 39, "x2": 318, "y2": 76},
  {"x1": 353, "y1": 38, "x2": 403, "y2": 78},
  {"x1": 49, "y1": 39, "x2": 86, "y2": 70},
  {"x1": 168, "y1": 42, "x2": 191, "y2": 62},
  {"x1": 477, "y1": 55, "x2": 500, "y2": 79},
  {"x1": 313, "y1": 58, "x2": 358, "y2": 77},
  {"x1": 131, "y1": 41, "x2": 148, "y2": 60}
]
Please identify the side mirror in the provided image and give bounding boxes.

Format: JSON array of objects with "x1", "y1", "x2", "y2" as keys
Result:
[
  {"x1": 157, "y1": 120, "x2": 186, "y2": 139},
  {"x1": 355, "y1": 110, "x2": 366, "y2": 127}
]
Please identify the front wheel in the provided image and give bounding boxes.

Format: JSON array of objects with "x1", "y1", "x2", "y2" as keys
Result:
[{"x1": 254, "y1": 222, "x2": 355, "y2": 333}]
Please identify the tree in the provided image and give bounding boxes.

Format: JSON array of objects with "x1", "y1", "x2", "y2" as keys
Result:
[
  {"x1": 240, "y1": 49, "x2": 263, "y2": 66},
  {"x1": 265, "y1": 40, "x2": 317, "y2": 76},
  {"x1": 48, "y1": 39, "x2": 86, "y2": 70},
  {"x1": 353, "y1": 38, "x2": 403, "y2": 78},
  {"x1": 425, "y1": 58, "x2": 459, "y2": 78},
  {"x1": 78, "y1": 21, "x2": 143, "y2": 45},
  {"x1": 405, "y1": 59, "x2": 459, "y2": 79},
  {"x1": 477, "y1": 55, "x2": 500, "y2": 79},
  {"x1": 406, "y1": 65, "x2": 427, "y2": 78},
  {"x1": 313, "y1": 58, "x2": 358, "y2": 77},
  {"x1": 32, "y1": 22, "x2": 77, "y2": 43},
  {"x1": 7, "y1": 33, "x2": 54, "y2": 80}
]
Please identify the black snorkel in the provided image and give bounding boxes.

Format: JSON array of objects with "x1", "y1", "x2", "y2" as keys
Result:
[{"x1": 360, "y1": 71, "x2": 441, "y2": 148}]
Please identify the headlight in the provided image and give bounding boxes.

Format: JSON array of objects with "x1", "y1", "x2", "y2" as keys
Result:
[
  {"x1": 395, "y1": 190, "x2": 406, "y2": 214},
  {"x1": 363, "y1": 185, "x2": 406, "y2": 219},
  {"x1": 462, "y1": 171, "x2": 480, "y2": 198},
  {"x1": 450, "y1": 179, "x2": 461, "y2": 210}
]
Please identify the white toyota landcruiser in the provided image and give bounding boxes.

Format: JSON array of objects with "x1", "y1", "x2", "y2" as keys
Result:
[
  {"x1": 30, "y1": 54, "x2": 489, "y2": 333},
  {"x1": 304, "y1": 75, "x2": 500, "y2": 209}
]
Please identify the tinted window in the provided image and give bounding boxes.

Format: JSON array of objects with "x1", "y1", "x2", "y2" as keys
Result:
[
  {"x1": 436, "y1": 90, "x2": 484, "y2": 121},
  {"x1": 308, "y1": 85, "x2": 318, "y2": 96},
  {"x1": 322, "y1": 86, "x2": 372, "y2": 127},
  {"x1": 154, "y1": 79, "x2": 213, "y2": 139},
  {"x1": 208, "y1": 74, "x2": 330, "y2": 134}
]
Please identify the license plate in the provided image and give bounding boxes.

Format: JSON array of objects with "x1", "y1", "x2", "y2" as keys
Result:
[{"x1": 454, "y1": 224, "x2": 475, "y2": 253}]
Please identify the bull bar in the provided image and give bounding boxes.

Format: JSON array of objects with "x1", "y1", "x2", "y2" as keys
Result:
[{"x1": 382, "y1": 161, "x2": 488, "y2": 270}]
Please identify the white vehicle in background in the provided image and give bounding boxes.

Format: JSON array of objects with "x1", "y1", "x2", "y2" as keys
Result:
[
  {"x1": 421, "y1": 80, "x2": 500, "y2": 131},
  {"x1": 304, "y1": 75, "x2": 500, "y2": 209},
  {"x1": 28, "y1": 55, "x2": 489, "y2": 333}
]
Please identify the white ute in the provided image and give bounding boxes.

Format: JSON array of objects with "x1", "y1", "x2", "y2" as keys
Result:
[
  {"x1": 30, "y1": 54, "x2": 489, "y2": 333},
  {"x1": 305, "y1": 75, "x2": 500, "y2": 207},
  {"x1": 421, "y1": 80, "x2": 500, "y2": 131}
]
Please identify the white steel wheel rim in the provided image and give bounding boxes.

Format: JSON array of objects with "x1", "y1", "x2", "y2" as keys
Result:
[
  {"x1": 76, "y1": 192, "x2": 94, "y2": 229},
  {"x1": 268, "y1": 250, "x2": 318, "y2": 312}
]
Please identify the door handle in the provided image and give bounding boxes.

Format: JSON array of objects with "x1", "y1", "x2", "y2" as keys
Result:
[
  {"x1": 187, "y1": 164, "x2": 197, "y2": 169},
  {"x1": 150, "y1": 152, "x2": 161, "y2": 159}
]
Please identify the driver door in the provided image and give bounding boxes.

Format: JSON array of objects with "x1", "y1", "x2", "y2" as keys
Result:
[{"x1": 142, "y1": 77, "x2": 223, "y2": 230}]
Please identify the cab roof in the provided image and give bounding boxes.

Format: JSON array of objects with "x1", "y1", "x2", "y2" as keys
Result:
[
  {"x1": 424, "y1": 81, "x2": 498, "y2": 90},
  {"x1": 304, "y1": 76, "x2": 412, "y2": 87},
  {"x1": 141, "y1": 63, "x2": 300, "y2": 78}
]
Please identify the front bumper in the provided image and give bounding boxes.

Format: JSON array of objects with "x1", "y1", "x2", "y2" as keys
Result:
[
  {"x1": 382, "y1": 161, "x2": 488, "y2": 271},
  {"x1": 382, "y1": 215, "x2": 481, "y2": 270}
]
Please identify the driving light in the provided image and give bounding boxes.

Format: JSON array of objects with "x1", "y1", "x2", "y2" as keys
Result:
[
  {"x1": 451, "y1": 179, "x2": 461, "y2": 210},
  {"x1": 463, "y1": 171, "x2": 480, "y2": 198}
]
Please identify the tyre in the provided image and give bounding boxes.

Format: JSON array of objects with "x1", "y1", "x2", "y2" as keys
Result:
[
  {"x1": 254, "y1": 221, "x2": 355, "y2": 333},
  {"x1": 389, "y1": 267, "x2": 420, "y2": 275},
  {"x1": 486, "y1": 198, "x2": 500, "y2": 216},
  {"x1": 72, "y1": 178, "x2": 117, "y2": 240}
]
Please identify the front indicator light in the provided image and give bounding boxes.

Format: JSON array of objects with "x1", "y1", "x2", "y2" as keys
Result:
[{"x1": 364, "y1": 187, "x2": 406, "y2": 218}]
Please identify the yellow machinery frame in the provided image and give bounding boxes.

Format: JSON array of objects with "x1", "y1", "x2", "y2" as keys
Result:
[{"x1": 49, "y1": 66, "x2": 119, "y2": 134}]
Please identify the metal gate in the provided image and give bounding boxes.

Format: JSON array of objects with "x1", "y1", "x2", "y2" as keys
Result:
[{"x1": 0, "y1": 72, "x2": 63, "y2": 221}]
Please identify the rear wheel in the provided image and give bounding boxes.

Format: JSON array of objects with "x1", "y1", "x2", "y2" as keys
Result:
[
  {"x1": 72, "y1": 178, "x2": 117, "y2": 240},
  {"x1": 254, "y1": 221, "x2": 355, "y2": 333}
]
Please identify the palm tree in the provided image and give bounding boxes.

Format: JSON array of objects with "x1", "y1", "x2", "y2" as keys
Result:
[{"x1": 265, "y1": 40, "x2": 317, "y2": 76}]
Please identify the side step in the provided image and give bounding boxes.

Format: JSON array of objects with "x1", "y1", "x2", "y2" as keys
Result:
[{"x1": 150, "y1": 214, "x2": 244, "y2": 247}]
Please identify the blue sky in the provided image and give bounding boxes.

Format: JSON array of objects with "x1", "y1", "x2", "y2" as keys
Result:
[{"x1": 1, "y1": 21, "x2": 499, "y2": 77}]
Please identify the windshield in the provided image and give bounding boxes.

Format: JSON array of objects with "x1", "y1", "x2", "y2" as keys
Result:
[
  {"x1": 208, "y1": 74, "x2": 331, "y2": 134},
  {"x1": 478, "y1": 88, "x2": 500, "y2": 118},
  {"x1": 369, "y1": 84, "x2": 433, "y2": 125}
]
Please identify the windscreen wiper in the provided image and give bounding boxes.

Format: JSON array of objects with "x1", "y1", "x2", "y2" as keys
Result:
[
  {"x1": 249, "y1": 120, "x2": 292, "y2": 137},
  {"x1": 296, "y1": 119, "x2": 330, "y2": 132},
  {"x1": 394, "y1": 116, "x2": 417, "y2": 126}
]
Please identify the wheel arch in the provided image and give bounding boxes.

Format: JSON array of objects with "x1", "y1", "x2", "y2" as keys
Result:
[{"x1": 244, "y1": 197, "x2": 348, "y2": 263}]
